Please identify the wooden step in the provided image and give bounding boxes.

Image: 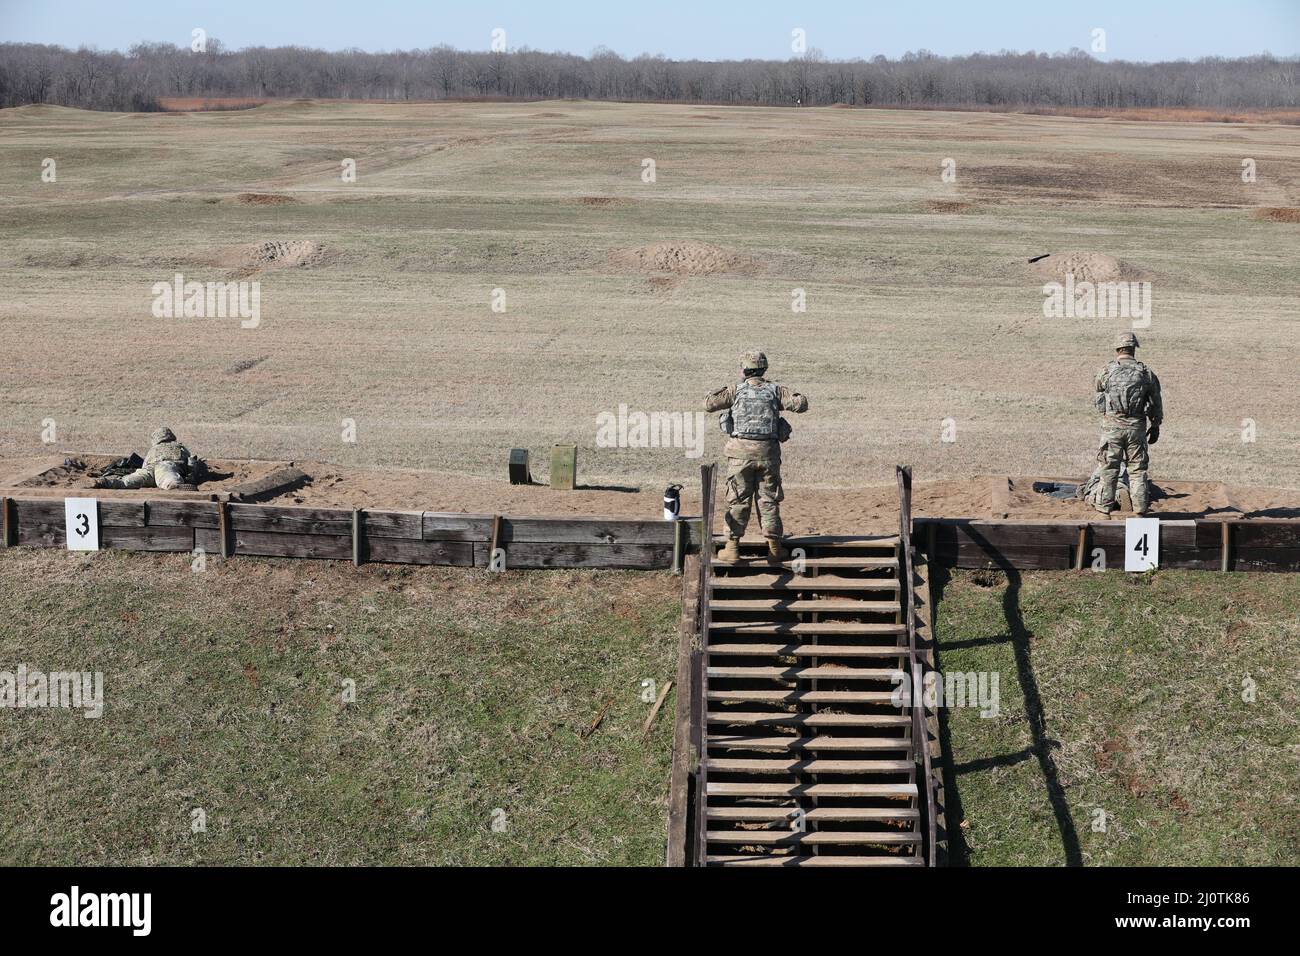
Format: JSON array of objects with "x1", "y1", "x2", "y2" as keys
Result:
[
  {"x1": 711, "y1": 574, "x2": 900, "y2": 591},
  {"x1": 708, "y1": 782, "x2": 917, "y2": 798},
  {"x1": 715, "y1": 535, "x2": 900, "y2": 549},
  {"x1": 709, "y1": 643, "x2": 907, "y2": 658},
  {"x1": 709, "y1": 622, "x2": 906, "y2": 636},
  {"x1": 713, "y1": 556, "x2": 898, "y2": 570},
  {"x1": 707, "y1": 689, "x2": 899, "y2": 704},
  {"x1": 706, "y1": 830, "x2": 922, "y2": 846},
  {"x1": 709, "y1": 599, "x2": 900, "y2": 614},
  {"x1": 706, "y1": 854, "x2": 922, "y2": 867},
  {"x1": 707, "y1": 806, "x2": 919, "y2": 823},
  {"x1": 707, "y1": 711, "x2": 912, "y2": 727},
  {"x1": 707, "y1": 735, "x2": 912, "y2": 751},
  {"x1": 708, "y1": 665, "x2": 903, "y2": 681},
  {"x1": 707, "y1": 758, "x2": 914, "y2": 774}
]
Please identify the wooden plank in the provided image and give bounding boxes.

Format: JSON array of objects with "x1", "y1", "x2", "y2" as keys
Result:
[
  {"x1": 502, "y1": 517, "x2": 676, "y2": 545},
  {"x1": 197, "y1": 528, "x2": 352, "y2": 560},
  {"x1": 146, "y1": 500, "x2": 221, "y2": 528},
  {"x1": 101, "y1": 525, "x2": 195, "y2": 552},
  {"x1": 666, "y1": 553, "x2": 699, "y2": 868},
  {"x1": 708, "y1": 598, "x2": 900, "y2": 613},
  {"x1": 364, "y1": 536, "x2": 473, "y2": 567},
  {"x1": 710, "y1": 574, "x2": 899, "y2": 591},
  {"x1": 359, "y1": 509, "x2": 423, "y2": 539},
  {"x1": 1232, "y1": 522, "x2": 1300, "y2": 548},
  {"x1": 474, "y1": 541, "x2": 674, "y2": 570},
  {"x1": 707, "y1": 855, "x2": 921, "y2": 867},
  {"x1": 1221, "y1": 522, "x2": 1231, "y2": 572},
  {"x1": 98, "y1": 500, "x2": 147, "y2": 527},
  {"x1": 226, "y1": 464, "x2": 308, "y2": 502},
  {"x1": 1233, "y1": 547, "x2": 1300, "y2": 573},
  {"x1": 229, "y1": 504, "x2": 353, "y2": 535},
  {"x1": 1074, "y1": 527, "x2": 1086, "y2": 570},
  {"x1": 352, "y1": 509, "x2": 363, "y2": 567},
  {"x1": 423, "y1": 512, "x2": 493, "y2": 542}
]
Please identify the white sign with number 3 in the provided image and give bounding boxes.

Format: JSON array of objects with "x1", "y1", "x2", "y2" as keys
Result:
[
  {"x1": 1124, "y1": 517, "x2": 1159, "y2": 572},
  {"x1": 64, "y1": 497, "x2": 99, "y2": 551}
]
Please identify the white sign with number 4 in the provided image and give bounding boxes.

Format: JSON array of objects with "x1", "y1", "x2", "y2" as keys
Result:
[
  {"x1": 1124, "y1": 517, "x2": 1159, "y2": 572},
  {"x1": 64, "y1": 497, "x2": 99, "y2": 551}
]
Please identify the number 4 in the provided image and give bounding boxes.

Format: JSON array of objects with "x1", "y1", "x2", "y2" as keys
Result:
[{"x1": 1133, "y1": 534, "x2": 1149, "y2": 558}]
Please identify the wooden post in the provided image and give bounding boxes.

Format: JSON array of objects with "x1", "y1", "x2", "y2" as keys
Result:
[
  {"x1": 218, "y1": 500, "x2": 232, "y2": 558},
  {"x1": 671, "y1": 518, "x2": 686, "y2": 575},
  {"x1": 1074, "y1": 526, "x2": 1087, "y2": 571},
  {"x1": 489, "y1": 514, "x2": 503, "y2": 569},
  {"x1": 1220, "y1": 522, "x2": 1231, "y2": 572},
  {"x1": 352, "y1": 508, "x2": 363, "y2": 567},
  {"x1": 1, "y1": 496, "x2": 11, "y2": 548}
]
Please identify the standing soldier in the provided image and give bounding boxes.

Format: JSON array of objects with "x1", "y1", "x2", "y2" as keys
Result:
[
  {"x1": 705, "y1": 350, "x2": 809, "y2": 561},
  {"x1": 1094, "y1": 332, "x2": 1163, "y2": 516}
]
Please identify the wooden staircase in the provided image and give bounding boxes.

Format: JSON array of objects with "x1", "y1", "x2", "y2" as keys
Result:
[{"x1": 687, "y1": 466, "x2": 942, "y2": 867}]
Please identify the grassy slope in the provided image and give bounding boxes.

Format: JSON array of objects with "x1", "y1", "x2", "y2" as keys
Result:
[
  {"x1": 933, "y1": 567, "x2": 1300, "y2": 866},
  {"x1": 0, "y1": 550, "x2": 681, "y2": 865}
]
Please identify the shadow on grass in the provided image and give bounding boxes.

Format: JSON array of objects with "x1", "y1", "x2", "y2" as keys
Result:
[{"x1": 929, "y1": 556, "x2": 1083, "y2": 867}]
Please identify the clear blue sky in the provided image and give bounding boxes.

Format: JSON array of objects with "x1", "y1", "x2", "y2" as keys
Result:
[{"x1": 0, "y1": 0, "x2": 1295, "y2": 60}]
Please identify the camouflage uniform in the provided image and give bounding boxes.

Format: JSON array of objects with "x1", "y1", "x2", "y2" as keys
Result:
[
  {"x1": 1094, "y1": 341, "x2": 1163, "y2": 514},
  {"x1": 705, "y1": 356, "x2": 809, "y2": 541},
  {"x1": 105, "y1": 428, "x2": 191, "y2": 490}
]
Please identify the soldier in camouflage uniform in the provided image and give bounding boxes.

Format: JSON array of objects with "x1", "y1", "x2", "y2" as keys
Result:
[
  {"x1": 704, "y1": 350, "x2": 809, "y2": 562},
  {"x1": 1094, "y1": 331, "x2": 1163, "y2": 516},
  {"x1": 94, "y1": 427, "x2": 192, "y2": 490}
]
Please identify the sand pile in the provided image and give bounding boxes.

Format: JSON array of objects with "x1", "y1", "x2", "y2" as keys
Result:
[
  {"x1": 221, "y1": 239, "x2": 327, "y2": 275},
  {"x1": 610, "y1": 240, "x2": 760, "y2": 276},
  {"x1": 1029, "y1": 251, "x2": 1149, "y2": 284}
]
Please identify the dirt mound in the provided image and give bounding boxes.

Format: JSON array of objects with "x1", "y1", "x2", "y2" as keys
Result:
[
  {"x1": 236, "y1": 192, "x2": 297, "y2": 205},
  {"x1": 220, "y1": 239, "x2": 327, "y2": 275},
  {"x1": 1028, "y1": 251, "x2": 1149, "y2": 284},
  {"x1": 609, "y1": 240, "x2": 760, "y2": 276},
  {"x1": 926, "y1": 200, "x2": 974, "y2": 214},
  {"x1": 1253, "y1": 207, "x2": 1300, "y2": 223}
]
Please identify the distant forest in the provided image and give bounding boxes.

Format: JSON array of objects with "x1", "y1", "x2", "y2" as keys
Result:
[{"x1": 1, "y1": 40, "x2": 1296, "y2": 113}]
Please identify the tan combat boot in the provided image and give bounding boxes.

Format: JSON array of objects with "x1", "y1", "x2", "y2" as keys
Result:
[
  {"x1": 767, "y1": 539, "x2": 788, "y2": 563},
  {"x1": 718, "y1": 538, "x2": 741, "y2": 563}
]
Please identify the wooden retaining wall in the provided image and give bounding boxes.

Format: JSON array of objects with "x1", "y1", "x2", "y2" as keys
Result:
[
  {"x1": 3, "y1": 495, "x2": 1298, "y2": 573},
  {"x1": 0, "y1": 496, "x2": 702, "y2": 571},
  {"x1": 916, "y1": 518, "x2": 1300, "y2": 573}
]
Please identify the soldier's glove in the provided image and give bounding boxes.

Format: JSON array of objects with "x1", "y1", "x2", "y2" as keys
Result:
[{"x1": 1147, "y1": 424, "x2": 1160, "y2": 445}]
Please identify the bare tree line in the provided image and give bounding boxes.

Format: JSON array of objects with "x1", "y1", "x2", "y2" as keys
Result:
[{"x1": 1, "y1": 41, "x2": 1296, "y2": 113}]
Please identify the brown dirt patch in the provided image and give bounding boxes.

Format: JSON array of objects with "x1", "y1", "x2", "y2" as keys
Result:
[
  {"x1": 576, "y1": 196, "x2": 626, "y2": 207},
  {"x1": 926, "y1": 200, "x2": 974, "y2": 214},
  {"x1": 1028, "y1": 250, "x2": 1151, "y2": 284},
  {"x1": 217, "y1": 239, "x2": 328, "y2": 276},
  {"x1": 236, "y1": 192, "x2": 297, "y2": 205},
  {"x1": 1253, "y1": 207, "x2": 1300, "y2": 223},
  {"x1": 609, "y1": 240, "x2": 761, "y2": 277}
]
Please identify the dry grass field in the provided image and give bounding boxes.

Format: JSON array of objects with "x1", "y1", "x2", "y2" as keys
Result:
[{"x1": 1, "y1": 100, "x2": 1297, "y2": 493}]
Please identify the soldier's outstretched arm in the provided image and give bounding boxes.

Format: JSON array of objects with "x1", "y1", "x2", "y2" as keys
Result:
[
  {"x1": 778, "y1": 386, "x2": 809, "y2": 413},
  {"x1": 704, "y1": 384, "x2": 735, "y2": 413},
  {"x1": 1147, "y1": 371, "x2": 1164, "y2": 426}
]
